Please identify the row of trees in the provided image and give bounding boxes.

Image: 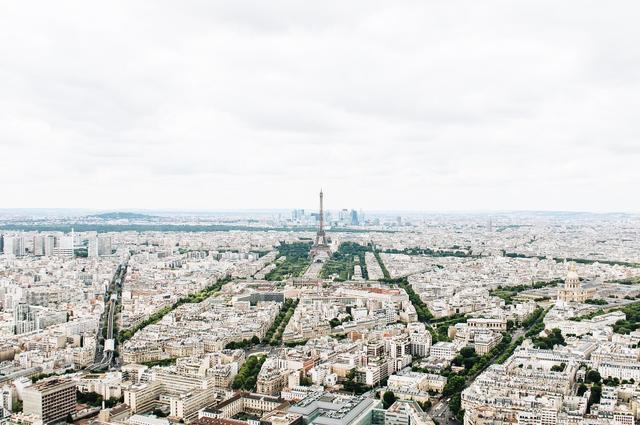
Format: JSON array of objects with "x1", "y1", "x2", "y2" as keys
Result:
[
  {"x1": 532, "y1": 328, "x2": 566, "y2": 349},
  {"x1": 523, "y1": 307, "x2": 546, "y2": 337},
  {"x1": 495, "y1": 336, "x2": 525, "y2": 365},
  {"x1": 225, "y1": 299, "x2": 300, "y2": 349},
  {"x1": 490, "y1": 280, "x2": 562, "y2": 304},
  {"x1": 579, "y1": 369, "x2": 639, "y2": 412},
  {"x1": 569, "y1": 301, "x2": 640, "y2": 334},
  {"x1": 375, "y1": 253, "x2": 441, "y2": 327},
  {"x1": 612, "y1": 302, "x2": 640, "y2": 334},
  {"x1": 225, "y1": 336, "x2": 261, "y2": 350},
  {"x1": 384, "y1": 247, "x2": 473, "y2": 258},
  {"x1": 445, "y1": 306, "x2": 550, "y2": 421},
  {"x1": 118, "y1": 276, "x2": 231, "y2": 343},
  {"x1": 579, "y1": 369, "x2": 603, "y2": 412},
  {"x1": 141, "y1": 358, "x2": 176, "y2": 367},
  {"x1": 612, "y1": 277, "x2": 640, "y2": 285},
  {"x1": 445, "y1": 334, "x2": 524, "y2": 421},
  {"x1": 76, "y1": 390, "x2": 121, "y2": 408},
  {"x1": 570, "y1": 302, "x2": 640, "y2": 334},
  {"x1": 585, "y1": 299, "x2": 608, "y2": 305},
  {"x1": 570, "y1": 308, "x2": 606, "y2": 322},
  {"x1": 284, "y1": 339, "x2": 309, "y2": 347},
  {"x1": 31, "y1": 368, "x2": 77, "y2": 384},
  {"x1": 430, "y1": 315, "x2": 470, "y2": 342},
  {"x1": 320, "y1": 242, "x2": 370, "y2": 280},
  {"x1": 263, "y1": 298, "x2": 299, "y2": 345},
  {"x1": 444, "y1": 375, "x2": 467, "y2": 422},
  {"x1": 232, "y1": 355, "x2": 266, "y2": 391},
  {"x1": 501, "y1": 252, "x2": 640, "y2": 269},
  {"x1": 452, "y1": 347, "x2": 482, "y2": 372},
  {"x1": 265, "y1": 242, "x2": 312, "y2": 281},
  {"x1": 329, "y1": 315, "x2": 353, "y2": 328},
  {"x1": 560, "y1": 257, "x2": 640, "y2": 268},
  {"x1": 373, "y1": 250, "x2": 390, "y2": 279},
  {"x1": 390, "y1": 278, "x2": 435, "y2": 323}
]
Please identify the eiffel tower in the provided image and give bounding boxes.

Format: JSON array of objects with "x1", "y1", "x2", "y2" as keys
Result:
[
  {"x1": 315, "y1": 189, "x2": 327, "y2": 246},
  {"x1": 310, "y1": 189, "x2": 331, "y2": 261}
]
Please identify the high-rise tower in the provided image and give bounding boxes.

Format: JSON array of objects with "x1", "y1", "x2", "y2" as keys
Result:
[
  {"x1": 310, "y1": 189, "x2": 331, "y2": 262},
  {"x1": 315, "y1": 189, "x2": 327, "y2": 246}
]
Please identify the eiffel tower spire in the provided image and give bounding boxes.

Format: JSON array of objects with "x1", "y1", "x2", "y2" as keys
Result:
[
  {"x1": 310, "y1": 189, "x2": 331, "y2": 262},
  {"x1": 317, "y1": 189, "x2": 325, "y2": 243}
]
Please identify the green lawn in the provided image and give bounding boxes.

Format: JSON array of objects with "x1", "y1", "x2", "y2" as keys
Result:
[{"x1": 265, "y1": 242, "x2": 312, "y2": 281}]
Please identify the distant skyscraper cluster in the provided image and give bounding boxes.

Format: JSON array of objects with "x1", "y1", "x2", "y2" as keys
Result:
[
  {"x1": 291, "y1": 206, "x2": 363, "y2": 227},
  {"x1": 337, "y1": 209, "x2": 362, "y2": 226},
  {"x1": 291, "y1": 209, "x2": 305, "y2": 221}
]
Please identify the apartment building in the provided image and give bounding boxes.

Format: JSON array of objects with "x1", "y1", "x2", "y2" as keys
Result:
[{"x1": 22, "y1": 379, "x2": 76, "y2": 424}]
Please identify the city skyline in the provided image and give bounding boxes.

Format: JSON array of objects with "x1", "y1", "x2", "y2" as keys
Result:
[
  {"x1": 2, "y1": 2, "x2": 640, "y2": 424},
  {"x1": 0, "y1": 207, "x2": 639, "y2": 217},
  {"x1": 2, "y1": 210, "x2": 640, "y2": 425}
]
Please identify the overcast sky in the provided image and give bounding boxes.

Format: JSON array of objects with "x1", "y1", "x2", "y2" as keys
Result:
[{"x1": 1, "y1": 1, "x2": 638, "y2": 212}]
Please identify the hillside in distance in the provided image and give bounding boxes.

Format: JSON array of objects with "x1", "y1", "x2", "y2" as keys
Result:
[{"x1": 85, "y1": 212, "x2": 157, "y2": 220}]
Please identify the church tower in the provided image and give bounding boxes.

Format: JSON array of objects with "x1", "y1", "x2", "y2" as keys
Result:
[{"x1": 557, "y1": 263, "x2": 595, "y2": 304}]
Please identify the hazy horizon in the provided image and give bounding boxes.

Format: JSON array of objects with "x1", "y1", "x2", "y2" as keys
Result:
[{"x1": 0, "y1": 207, "x2": 637, "y2": 217}]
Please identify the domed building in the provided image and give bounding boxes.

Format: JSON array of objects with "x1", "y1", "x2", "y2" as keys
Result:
[{"x1": 557, "y1": 264, "x2": 596, "y2": 304}]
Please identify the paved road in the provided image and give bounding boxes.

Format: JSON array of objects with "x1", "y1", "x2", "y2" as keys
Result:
[
  {"x1": 106, "y1": 291, "x2": 116, "y2": 340},
  {"x1": 303, "y1": 261, "x2": 324, "y2": 278},
  {"x1": 432, "y1": 397, "x2": 457, "y2": 425},
  {"x1": 87, "y1": 262, "x2": 127, "y2": 372},
  {"x1": 246, "y1": 344, "x2": 275, "y2": 356}
]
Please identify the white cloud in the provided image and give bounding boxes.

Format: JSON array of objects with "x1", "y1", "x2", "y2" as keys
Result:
[{"x1": 0, "y1": 1, "x2": 638, "y2": 212}]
